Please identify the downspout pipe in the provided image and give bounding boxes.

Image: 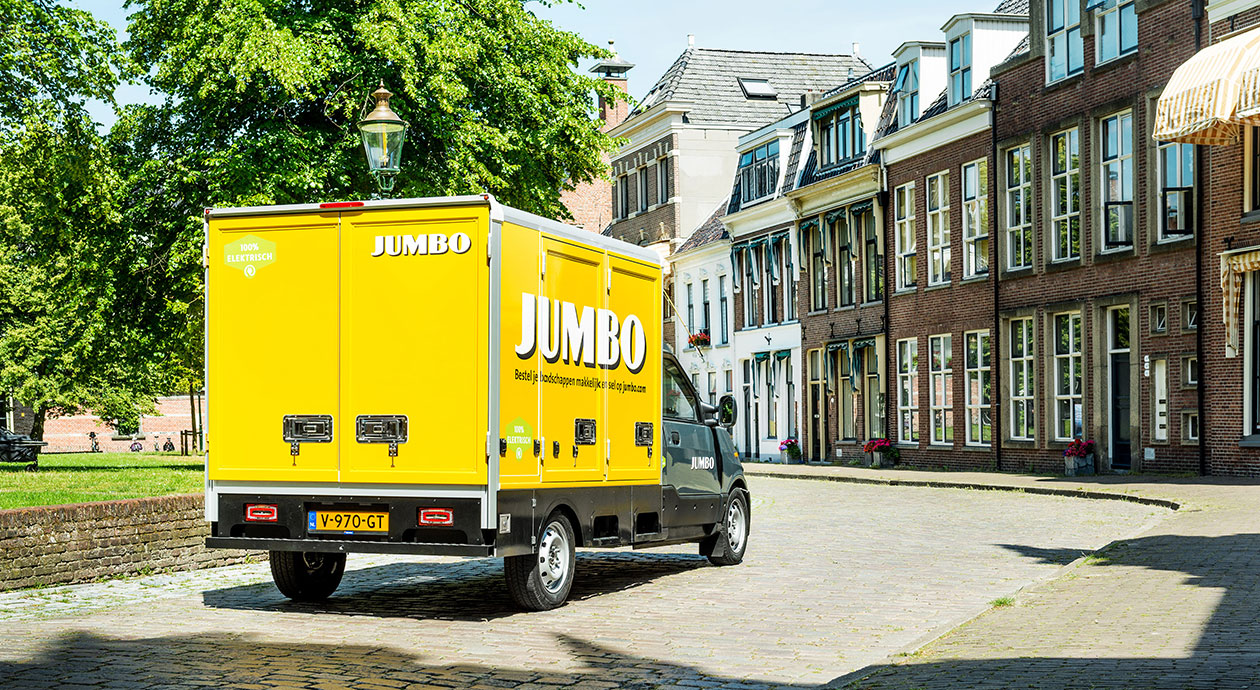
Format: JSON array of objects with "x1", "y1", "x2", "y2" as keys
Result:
[
  {"x1": 1193, "y1": 0, "x2": 1207, "y2": 476},
  {"x1": 990, "y1": 85, "x2": 1003, "y2": 472}
]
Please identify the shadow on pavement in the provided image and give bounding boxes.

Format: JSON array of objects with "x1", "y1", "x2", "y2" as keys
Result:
[
  {"x1": 841, "y1": 533, "x2": 1260, "y2": 689},
  {"x1": 203, "y1": 551, "x2": 709, "y2": 622},
  {"x1": 0, "y1": 630, "x2": 807, "y2": 689}
]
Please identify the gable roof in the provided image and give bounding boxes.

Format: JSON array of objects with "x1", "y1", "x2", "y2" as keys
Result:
[{"x1": 628, "y1": 48, "x2": 870, "y2": 129}]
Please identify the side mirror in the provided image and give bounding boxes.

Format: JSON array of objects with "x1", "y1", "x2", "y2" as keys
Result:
[
  {"x1": 718, "y1": 394, "x2": 737, "y2": 429},
  {"x1": 700, "y1": 401, "x2": 719, "y2": 427}
]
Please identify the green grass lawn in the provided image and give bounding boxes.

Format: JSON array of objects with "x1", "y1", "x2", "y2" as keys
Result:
[{"x1": 0, "y1": 452, "x2": 204, "y2": 509}]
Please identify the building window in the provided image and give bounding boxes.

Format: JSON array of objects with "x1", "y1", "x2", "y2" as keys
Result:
[
  {"x1": 927, "y1": 171, "x2": 951, "y2": 285},
  {"x1": 785, "y1": 238, "x2": 798, "y2": 320},
  {"x1": 895, "y1": 183, "x2": 917, "y2": 290},
  {"x1": 839, "y1": 350, "x2": 855, "y2": 440},
  {"x1": 898, "y1": 338, "x2": 920, "y2": 443},
  {"x1": 929, "y1": 334, "x2": 953, "y2": 445},
  {"x1": 819, "y1": 105, "x2": 865, "y2": 167},
  {"x1": 962, "y1": 159, "x2": 989, "y2": 278},
  {"x1": 719, "y1": 276, "x2": 729, "y2": 344},
  {"x1": 708, "y1": 371, "x2": 718, "y2": 404},
  {"x1": 701, "y1": 279, "x2": 711, "y2": 336},
  {"x1": 1047, "y1": 0, "x2": 1083, "y2": 83},
  {"x1": 1095, "y1": 0, "x2": 1137, "y2": 64},
  {"x1": 1152, "y1": 357, "x2": 1169, "y2": 442},
  {"x1": 638, "y1": 168, "x2": 649, "y2": 213},
  {"x1": 811, "y1": 223, "x2": 828, "y2": 311},
  {"x1": 765, "y1": 239, "x2": 780, "y2": 324},
  {"x1": 686, "y1": 282, "x2": 694, "y2": 340},
  {"x1": 725, "y1": 369, "x2": 733, "y2": 393},
  {"x1": 1252, "y1": 128, "x2": 1260, "y2": 212},
  {"x1": 1009, "y1": 318, "x2": 1035, "y2": 441},
  {"x1": 949, "y1": 34, "x2": 972, "y2": 106},
  {"x1": 739, "y1": 140, "x2": 780, "y2": 204},
  {"x1": 1182, "y1": 410, "x2": 1200, "y2": 443},
  {"x1": 834, "y1": 214, "x2": 854, "y2": 307},
  {"x1": 766, "y1": 362, "x2": 777, "y2": 439},
  {"x1": 964, "y1": 331, "x2": 991, "y2": 446},
  {"x1": 619, "y1": 175, "x2": 630, "y2": 220},
  {"x1": 861, "y1": 210, "x2": 882, "y2": 302},
  {"x1": 1151, "y1": 302, "x2": 1167, "y2": 334},
  {"x1": 1182, "y1": 299, "x2": 1198, "y2": 331},
  {"x1": 1051, "y1": 128, "x2": 1081, "y2": 261},
  {"x1": 1005, "y1": 144, "x2": 1033, "y2": 270},
  {"x1": 657, "y1": 157, "x2": 670, "y2": 204},
  {"x1": 896, "y1": 59, "x2": 920, "y2": 124},
  {"x1": 1053, "y1": 312, "x2": 1083, "y2": 441},
  {"x1": 1183, "y1": 354, "x2": 1199, "y2": 387},
  {"x1": 866, "y1": 344, "x2": 884, "y2": 439},
  {"x1": 1101, "y1": 111, "x2": 1134, "y2": 250},
  {"x1": 744, "y1": 247, "x2": 760, "y2": 328},
  {"x1": 1159, "y1": 142, "x2": 1195, "y2": 240}
]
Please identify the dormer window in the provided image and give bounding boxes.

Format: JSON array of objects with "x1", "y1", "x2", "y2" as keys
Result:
[
  {"x1": 738, "y1": 78, "x2": 777, "y2": 100},
  {"x1": 894, "y1": 59, "x2": 921, "y2": 124},
  {"x1": 739, "y1": 140, "x2": 780, "y2": 203},
  {"x1": 1047, "y1": 0, "x2": 1084, "y2": 82},
  {"x1": 948, "y1": 34, "x2": 972, "y2": 106},
  {"x1": 816, "y1": 101, "x2": 864, "y2": 168}
]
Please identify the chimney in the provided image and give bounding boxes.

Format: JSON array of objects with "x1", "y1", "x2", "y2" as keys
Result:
[
  {"x1": 852, "y1": 42, "x2": 861, "y2": 57},
  {"x1": 800, "y1": 90, "x2": 822, "y2": 109},
  {"x1": 688, "y1": 34, "x2": 695, "y2": 48},
  {"x1": 590, "y1": 40, "x2": 634, "y2": 130}
]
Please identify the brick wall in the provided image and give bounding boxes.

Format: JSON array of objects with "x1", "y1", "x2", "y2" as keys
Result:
[
  {"x1": 0, "y1": 494, "x2": 261, "y2": 591},
  {"x1": 1203, "y1": 6, "x2": 1260, "y2": 475},
  {"x1": 990, "y1": 0, "x2": 1200, "y2": 474},
  {"x1": 608, "y1": 135, "x2": 678, "y2": 245},
  {"x1": 885, "y1": 131, "x2": 998, "y2": 471},
  {"x1": 39, "y1": 395, "x2": 205, "y2": 454}
]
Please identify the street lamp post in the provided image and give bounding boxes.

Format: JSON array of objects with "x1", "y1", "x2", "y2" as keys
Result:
[{"x1": 357, "y1": 81, "x2": 409, "y2": 196}]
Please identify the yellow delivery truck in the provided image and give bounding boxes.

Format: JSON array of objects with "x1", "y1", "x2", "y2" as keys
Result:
[{"x1": 203, "y1": 195, "x2": 749, "y2": 610}]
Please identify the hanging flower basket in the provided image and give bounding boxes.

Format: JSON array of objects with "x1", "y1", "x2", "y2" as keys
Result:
[{"x1": 687, "y1": 331, "x2": 711, "y2": 348}]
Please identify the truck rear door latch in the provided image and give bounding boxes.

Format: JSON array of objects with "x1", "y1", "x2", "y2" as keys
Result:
[
  {"x1": 356, "y1": 415, "x2": 408, "y2": 463},
  {"x1": 282, "y1": 415, "x2": 334, "y2": 460}
]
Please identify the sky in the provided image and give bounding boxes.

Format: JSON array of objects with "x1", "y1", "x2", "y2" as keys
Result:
[{"x1": 82, "y1": 0, "x2": 963, "y2": 128}]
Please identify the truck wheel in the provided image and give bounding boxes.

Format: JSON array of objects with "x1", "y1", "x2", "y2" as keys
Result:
[
  {"x1": 504, "y1": 511, "x2": 576, "y2": 611},
  {"x1": 705, "y1": 489, "x2": 749, "y2": 566},
  {"x1": 269, "y1": 550, "x2": 346, "y2": 601}
]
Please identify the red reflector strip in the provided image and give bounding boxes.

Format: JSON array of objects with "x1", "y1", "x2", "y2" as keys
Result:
[
  {"x1": 319, "y1": 201, "x2": 365, "y2": 209},
  {"x1": 418, "y1": 508, "x2": 454, "y2": 526},
  {"x1": 245, "y1": 504, "x2": 278, "y2": 522}
]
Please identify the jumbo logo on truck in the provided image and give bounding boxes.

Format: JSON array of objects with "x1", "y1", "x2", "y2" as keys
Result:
[
  {"x1": 372, "y1": 233, "x2": 472, "y2": 257},
  {"x1": 514, "y1": 293, "x2": 647, "y2": 374}
]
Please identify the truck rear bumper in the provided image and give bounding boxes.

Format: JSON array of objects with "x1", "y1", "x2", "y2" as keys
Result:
[{"x1": 206, "y1": 536, "x2": 494, "y2": 557}]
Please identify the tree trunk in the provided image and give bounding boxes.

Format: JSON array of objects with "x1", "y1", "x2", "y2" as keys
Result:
[{"x1": 29, "y1": 405, "x2": 48, "y2": 442}]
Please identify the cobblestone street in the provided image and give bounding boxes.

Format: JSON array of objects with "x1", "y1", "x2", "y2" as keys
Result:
[{"x1": 0, "y1": 477, "x2": 1167, "y2": 689}]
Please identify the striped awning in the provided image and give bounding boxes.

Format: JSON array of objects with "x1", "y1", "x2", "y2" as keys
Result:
[
  {"x1": 1154, "y1": 27, "x2": 1260, "y2": 145},
  {"x1": 1221, "y1": 249, "x2": 1260, "y2": 357}
]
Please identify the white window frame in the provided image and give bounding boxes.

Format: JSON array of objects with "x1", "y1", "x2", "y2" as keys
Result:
[
  {"x1": 1095, "y1": 0, "x2": 1137, "y2": 65},
  {"x1": 1183, "y1": 354, "x2": 1199, "y2": 387},
  {"x1": 1047, "y1": 0, "x2": 1083, "y2": 83},
  {"x1": 1005, "y1": 144, "x2": 1033, "y2": 270},
  {"x1": 962, "y1": 159, "x2": 989, "y2": 278},
  {"x1": 638, "y1": 167, "x2": 649, "y2": 213},
  {"x1": 1158, "y1": 141, "x2": 1195, "y2": 242},
  {"x1": 1100, "y1": 111, "x2": 1134, "y2": 250},
  {"x1": 1051, "y1": 128, "x2": 1081, "y2": 261},
  {"x1": 898, "y1": 338, "x2": 919, "y2": 443},
  {"x1": 948, "y1": 33, "x2": 972, "y2": 106},
  {"x1": 964, "y1": 330, "x2": 991, "y2": 446},
  {"x1": 686, "y1": 281, "x2": 695, "y2": 341},
  {"x1": 718, "y1": 275, "x2": 729, "y2": 344},
  {"x1": 1183, "y1": 299, "x2": 1198, "y2": 331},
  {"x1": 618, "y1": 174, "x2": 630, "y2": 219},
  {"x1": 929, "y1": 334, "x2": 953, "y2": 445},
  {"x1": 1151, "y1": 302, "x2": 1167, "y2": 334},
  {"x1": 927, "y1": 171, "x2": 951, "y2": 285},
  {"x1": 895, "y1": 182, "x2": 917, "y2": 290},
  {"x1": 898, "y1": 59, "x2": 920, "y2": 124},
  {"x1": 1009, "y1": 318, "x2": 1035, "y2": 441},
  {"x1": 739, "y1": 140, "x2": 781, "y2": 204},
  {"x1": 1053, "y1": 311, "x2": 1083, "y2": 441},
  {"x1": 1182, "y1": 409, "x2": 1200, "y2": 444},
  {"x1": 657, "y1": 157, "x2": 670, "y2": 204}
]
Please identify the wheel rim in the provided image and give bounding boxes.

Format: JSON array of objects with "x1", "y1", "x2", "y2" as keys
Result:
[
  {"x1": 301, "y1": 553, "x2": 325, "y2": 571},
  {"x1": 537, "y1": 523, "x2": 571, "y2": 593},
  {"x1": 726, "y1": 497, "x2": 746, "y2": 554}
]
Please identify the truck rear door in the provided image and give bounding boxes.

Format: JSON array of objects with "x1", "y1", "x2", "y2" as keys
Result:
[{"x1": 339, "y1": 207, "x2": 489, "y2": 485}]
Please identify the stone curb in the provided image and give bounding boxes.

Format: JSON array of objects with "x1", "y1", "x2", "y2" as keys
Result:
[{"x1": 745, "y1": 468, "x2": 1183, "y2": 511}]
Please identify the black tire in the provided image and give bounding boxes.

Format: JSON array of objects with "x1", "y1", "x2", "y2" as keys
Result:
[
  {"x1": 705, "y1": 489, "x2": 749, "y2": 566},
  {"x1": 504, "y1": 511, "x2": 576, "y2": 611},
  {"x1": 269, "y1": 550, "x2": 346, "y2": 601}
]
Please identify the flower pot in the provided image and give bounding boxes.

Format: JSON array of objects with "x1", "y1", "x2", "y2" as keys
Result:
[{"x1": 1064, "y1": 453, "x2": 1095, "y2": 477}]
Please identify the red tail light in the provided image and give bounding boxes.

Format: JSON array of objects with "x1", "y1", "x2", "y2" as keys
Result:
[
  {"x1": 245, "y1": 504, "x2": 278, "y2": 522},
  {"x1": 319, "y1": 201, "x2": 365, "y2": 209},
  {"x1": 418, "y1": 508, "x2": 453, "y2": 526}
]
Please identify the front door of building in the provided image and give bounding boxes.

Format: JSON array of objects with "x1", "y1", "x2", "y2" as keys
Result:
[{"x1": 1109, "y1": 307, "x2": 1132, "y2": 470}]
